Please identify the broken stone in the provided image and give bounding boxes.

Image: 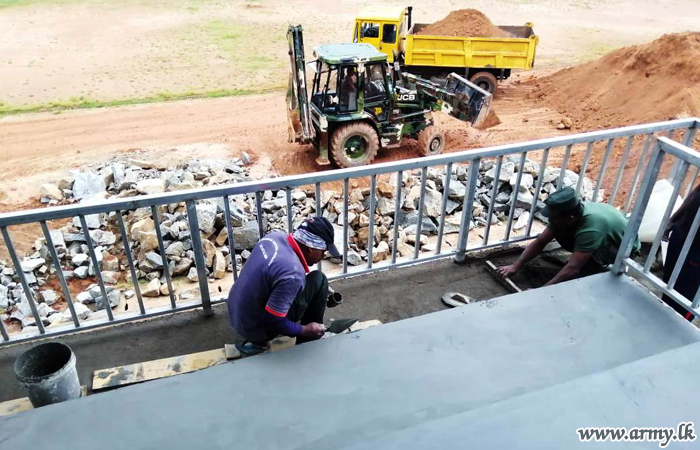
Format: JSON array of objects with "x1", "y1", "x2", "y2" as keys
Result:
[
  {"x1": 372, "y1": 241, "x2": 390, "y2": 263},
  {"x1": 62, "y1": 302, "x2": 90, "y2": 322},
  {"x1": 514, "y1": 211, "x2": 531, "y2": 231},
  {"x1": 72, "y1": 172, "x2": 106, "y2": 200},
  {"x1": 101, "y1": 271, "x2": 121, "y2": 285},
  {"x1": 172, "y1": 257, "x2": 193, "y2": 276},
  {"x1": 187, "y1": 267, "x2": 198, "y2": 282},
  {"x1": 377, "y1": 181, "x2": 394, "y2": 198},
  {"x1": 124, "y1": 290, "x2": 135, "y2": 299},
  {"x1": 509, "y1": 173, "x2": 534, "y2": 193},
  {"x1": 396, "y1": 211, "x2": 437, "y2": 234},
  {"x1": 102, "y1": 253, "x2": 120, "y2": 272},
  {"x1": 195, "y1": 201, "x2": 218, "y2": 234},
  {"x1": 240, "y1": 152, "x2": 252, "y2": 165},
  {"x1": 58, "y1": 176, "x2": 75, "y2": 191},
  {"x1": 179, "y1": 288, "x2": 200, "y2": 301},
  {"x1": 232, "y1": 221, "x2": 260, "y2": 250},
  {"x1": 143, "y1": 279, "x2": 161, "y2": 297},
  {"x1": 421, "y1": 188, "x2": 443, "y2": 218},
  {"x1": 21, "y1": 258, "x2": 45, "y2": 272},
  {"x1": 213, "y1": 251, "x2": 226, "y2": 279},
  {"x1": 160, "y1": 283, "x2": 170, "y2": 296},
  {"x1": 95, "y1": 289, "x2": 120, "y2": 310},
  {"x1": 376, "y1": 196, "x2": 396, "y2": 216},
  {"x1": 39, "y1": 183, "x2": 63, "y2": 201},
  {"x1": 485, "y1": 162, "x2": 515, "y2": 183},
  {"x1": 346, "y1": 249, "x2": 362, "y2": 266},
  {"x1": 136, "y1": 179, "x2": 166, "y2": 195},
  {"x1": 145, "y1": 252, "x2": 164, "y2": 269},
  {"x1": 165, "y1": 241, "x2": 184, "y2": 256},
  {"x1": 40, "y1": 289, "x2": 58, "y2": 305},
  {"x1": 89, "y1": 229, "x2": 116, "y2": 246},
  {"x1": 448, "y1": 180, "x2": 466, "y2": 199}
]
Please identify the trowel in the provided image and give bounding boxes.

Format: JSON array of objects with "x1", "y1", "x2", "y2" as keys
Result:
[{"x1": 325, "y1": 318, "x2": 359, "y2": 334}]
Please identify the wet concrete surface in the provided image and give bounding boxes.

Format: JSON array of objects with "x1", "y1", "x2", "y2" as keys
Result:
[{"x1": 0, "y1": 251, "x2": 564, "y2": 402}]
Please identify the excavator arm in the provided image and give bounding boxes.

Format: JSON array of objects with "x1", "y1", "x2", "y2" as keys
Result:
[
  {"x1": 287, "y1": 25, "x2": 315, "y2": 144},
  {"x1": 403, "y1": 72, "x2": 493, "y2": 128}
]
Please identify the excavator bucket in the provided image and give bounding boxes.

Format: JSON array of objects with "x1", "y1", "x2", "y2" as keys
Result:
[
  {"x1": 440, "y1": 73, "x2": 492, "y2": 128},
  {"x1": 286, "y1": 25, "x2": 314, "y2": 144}
]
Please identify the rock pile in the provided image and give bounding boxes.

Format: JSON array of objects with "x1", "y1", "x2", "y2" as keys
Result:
[{"x1": 2, "y1": 152, "x2": 597, "y2": 332}]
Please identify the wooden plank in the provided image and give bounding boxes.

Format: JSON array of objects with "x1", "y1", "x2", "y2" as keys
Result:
[
  {"x1": 93, "y1": 323, "x2": 382, "y2": 391},
  {"x1": 92, "y1": 348, "x2": 228, "y2": 391},
  {"x1": 485, "y1": 260, "x2": 522, "y2": 293},
  {"x1": 0, "y1": 386, "x2": 87, "y2": 417}
]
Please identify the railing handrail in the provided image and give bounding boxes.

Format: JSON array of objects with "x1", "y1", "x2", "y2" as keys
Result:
[{"x1": 1, "y1": 118, "x2": 697, "y2": 228}]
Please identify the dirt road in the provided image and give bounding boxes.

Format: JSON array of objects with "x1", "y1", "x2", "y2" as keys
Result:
[{"x1": 0, "y1": 73, "x2": 567, "y2": 210}]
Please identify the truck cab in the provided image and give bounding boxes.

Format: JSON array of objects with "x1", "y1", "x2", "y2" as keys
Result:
[{"x1": 353, "y1": 6, "x2": 409, "y2": 63}]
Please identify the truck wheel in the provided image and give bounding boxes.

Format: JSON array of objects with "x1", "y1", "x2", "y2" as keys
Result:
[
  {"x1": 469, "y1": 72, "x2": 498, "y2": 95},
  {"x1": 329, "y1": 122, "x2": 379, "y2": 168},
  {"x1": 418, "y1": 127, "x2": 445, "y2": 157}
]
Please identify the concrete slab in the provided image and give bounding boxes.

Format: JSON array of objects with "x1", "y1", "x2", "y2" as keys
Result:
[{"x1": 1, "y1": 273, "x2": 698, "y2": 448}]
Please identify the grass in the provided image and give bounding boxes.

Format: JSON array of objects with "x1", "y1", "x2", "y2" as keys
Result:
[{"x1": 0, "y1": 87, "x2": 282, "y2": 117}]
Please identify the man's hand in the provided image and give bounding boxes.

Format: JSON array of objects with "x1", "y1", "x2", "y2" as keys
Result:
[
  {"x1": 299, "y1": 323, "x2": 325, "y2": 339},
  {"x1": 497, "y1": 263, "x2": 520, "y2": 278}
]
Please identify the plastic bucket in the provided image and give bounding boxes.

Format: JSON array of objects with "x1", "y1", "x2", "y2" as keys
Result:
[{"x1": 14, "y1": 342, "x2": 81, "y2": 408}]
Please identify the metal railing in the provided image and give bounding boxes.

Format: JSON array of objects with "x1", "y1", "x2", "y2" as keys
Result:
[
  {"x1": 614, "y1": 135, "x2": 700, "y2": 318},
  {"x1": 0, "y1": 118, "x2": 697, "y2": 345}
]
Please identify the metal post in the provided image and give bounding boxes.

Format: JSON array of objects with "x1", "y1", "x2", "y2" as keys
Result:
[
  {"x1": 436, "y1": 162, "x2": 452, "y2": 254},
  {"x1": 608, "y1": 137, "x2": 634, "y2": 206},
  {"x1": 483, "y1": 156, "x2": 503, "y2": 245},
  {"x1": 391, "y1": 171, "x2": 403, "y2": 264},
  {"x1": 685, "y1": 167, "x2": 699, "y2": 198},
  {"x1": 79, "y1": 215, "x2": 114, "y2": 321},
  {"x1": 222, "y1": 196, "x2": 238, "y2": 282},
  {"x1": 413, "y1": 167, "x2": 428, "y2": 259},
  {"x1": 285, "y1": 188, "x2": 293, "y2": 233},
  {"x1": 643, "y1": 161, "x2": 688, "y2": 273},
  {"x1": 556, "y1": 145, "x2": 572, "y2": 189},
  {"x1": 116, "y1": 212, "x2": 145, "y2": 315},
  {"x1": 255, "y1": 191, "x2": 264, "y2": 239},
  {"x1": 342, "y1": 178, "x2": 349, "y2": 274},
  {"x1": 40, "y1": 221, "x2": 80, "y2": 327},
  {"x1": 526, "y1": 148, "x2": 549, "y2": 236},
  {"x1": 613, "y1": 142, "x2": 663, "y2": 273},
  {"x1": 0, "y1": 312, "x2": 8, "y2": 341},
  {"x1": 1, "y1": 227, "x2": 45, "y2": 334},
  {"x1": 151, "y1": 206, "x2": 176, "y2": 310},
  {"x1": 186, "y1": 201, "x2": 213, "y2": 316},
  {"x1": 592, "y1": 138, "x2": 615, "y2": 203},
  {"x1": 575, "y1": 142, "x2": 594, "y2": 195},
  {"x1": 455, "y1": 159, "x2": 481, "y2": 262},
  {"x1": 624, "y1": 134, "x2": 653, "y2": 214},
  {"x1": 367, "y1": 175, "x2": 377, "y2": 268},
  {"x1": 505, "y1": 152, "x2": 527, "y2": 240},
  {"x1": 314, "y1": 183, "x2": 323, "y2": 272}
]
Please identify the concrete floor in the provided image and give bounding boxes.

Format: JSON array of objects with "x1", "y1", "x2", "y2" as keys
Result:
[
  {"x1": 2, "y1": 273, "x2": 699, "y2": 449},
  {"x1": 0, "y1": 251, "x2": 562, "y2": 402}
]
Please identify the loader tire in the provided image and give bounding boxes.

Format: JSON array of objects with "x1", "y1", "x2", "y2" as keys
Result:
[
  {"x1": 417, "y1": 127, "x2": 445, "y2": 157},
  {"x1": 469, "y1": 72, "x2": 498, "y2": 95},
  {"x1": 330, "y1": 122, "x2": 379, "y2": 168}
]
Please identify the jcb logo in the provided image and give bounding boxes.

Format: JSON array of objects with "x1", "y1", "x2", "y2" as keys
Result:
[{"x1": 397, "y1": 94, "x2": 416, "y2": 101}]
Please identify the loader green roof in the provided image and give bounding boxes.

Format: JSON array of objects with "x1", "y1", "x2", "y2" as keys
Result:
[{"x1": 314, "y1": 43, "x2": 387, "y2": 64}]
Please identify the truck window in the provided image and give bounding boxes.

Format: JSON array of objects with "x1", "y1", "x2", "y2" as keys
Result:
[
  {"x1": 382, "y1": 24, "x2": 397, "y2": 44},
  {"x1": 361, "y1": 22, "x2": 380, "y2": 39}
]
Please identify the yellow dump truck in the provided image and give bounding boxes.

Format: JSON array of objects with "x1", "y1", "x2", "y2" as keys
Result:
[{"x1": 353, "y1": 6, "x2": 538, "y2": 94}]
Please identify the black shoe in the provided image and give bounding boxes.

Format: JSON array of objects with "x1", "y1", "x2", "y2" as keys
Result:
[{"x1": 235, "y1": 340, "x2": 270, "y2": 357}]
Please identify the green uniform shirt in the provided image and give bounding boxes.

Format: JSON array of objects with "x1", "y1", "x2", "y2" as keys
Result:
[{"x1": 548, "y1": 202, "x2": 641, "y2": 267}]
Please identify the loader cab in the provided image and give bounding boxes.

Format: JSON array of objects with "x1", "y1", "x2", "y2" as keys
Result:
[
  {"x1": 354, "y1": 6, "x2": 408, "y2": 63},
  {"x1": 310, "y1": 43, "x2": 391, "y2": 120}
]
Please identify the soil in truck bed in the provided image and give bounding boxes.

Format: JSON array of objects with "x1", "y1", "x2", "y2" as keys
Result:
[{"x1": 415, "y1": 9, "x2": 510, "y2": 38}]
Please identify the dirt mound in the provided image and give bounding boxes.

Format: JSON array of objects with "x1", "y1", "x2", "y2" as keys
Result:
[
  {"x1": 417, "y1": 9, "x2": 509, "y2": 38},
  {"x1": 530, "y1": 33, "x2": 700, "y2": 129}
]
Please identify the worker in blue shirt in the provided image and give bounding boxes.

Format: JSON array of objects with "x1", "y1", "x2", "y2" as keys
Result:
[{"x1": 227, "y1": 217, "x2": 341, "y2": 356}]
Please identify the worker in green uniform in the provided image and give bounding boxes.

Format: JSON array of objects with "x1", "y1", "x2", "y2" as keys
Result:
[{"x1": 497, "y1": 187, "x2": 640, "y2": 286}]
